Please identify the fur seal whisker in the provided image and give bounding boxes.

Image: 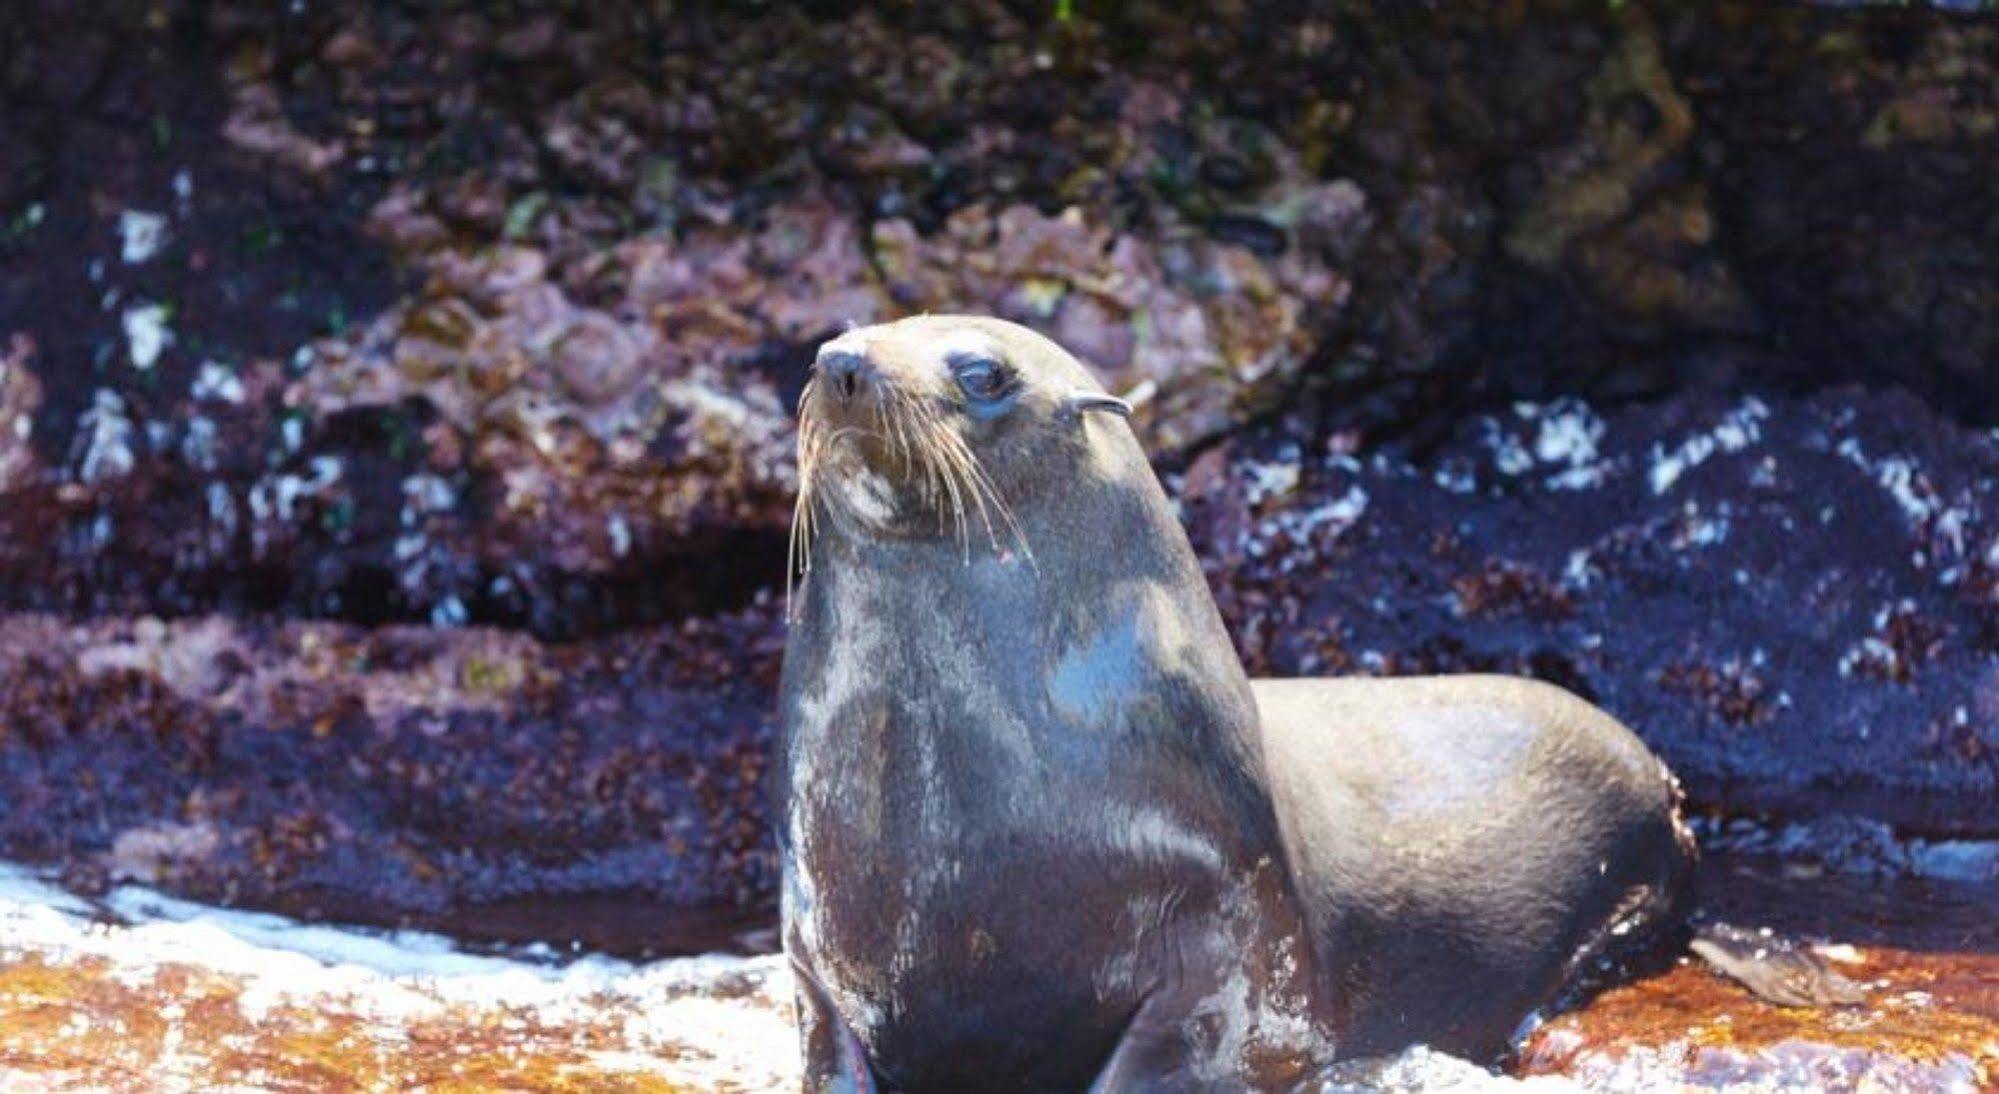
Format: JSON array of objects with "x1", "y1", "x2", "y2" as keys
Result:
[
  {"x1": 918, "y1": 415, "x2": 985, "y2": 560},
  {"x1": 944, "y1": 427, "x2": 1032, "y2": 565},
  {"x1": 889, "y1": 386, "x2": 943, "y2": 521},
  {"x1": 903, "y1": 383, "x2": 995, "y2": 561},
  {"x1": 788, "y1": 384, "x2": 873, "y2": 616},
  {"x1": 787, "y1": 407, "x2": 842, "y2": 617},
  {"x1": 905, "y1": 377, "x2": 1032, "y2": 563}
]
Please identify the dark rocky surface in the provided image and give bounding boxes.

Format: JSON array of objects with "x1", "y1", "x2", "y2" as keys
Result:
[
  {"x1": 0, "y1": 0, "x2": 1991, "y2": 987},
  {"x1": 3, "y1": 1, "x2": 1995, "y2": 636},
  {"x1": 0, "y1": 383, "x2": 1987, "y2": 950},
  {"x1": 0, "y1": 3, "x2": 1995, "y2": 1086},
  {"x1": 1184, "y1": 384, "x2": 1998, "y2": 835},
  {"x1": 0, "y1": 609, "x2": 784, "y2": 953}
]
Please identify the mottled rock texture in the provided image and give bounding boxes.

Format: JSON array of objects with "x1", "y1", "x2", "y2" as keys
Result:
[
  {"x1": 0, "y1": 386, "x2": 1987, "y2": 943},
  {"x1": 4, "y1": 1, "x2": 1994, "y2": 633},
  {"x1": 0, "y1": 0, "x2": 1993, "y2": 951},
  {"x1": 1517, "y1": 855, "x2": 1999, "y2": 1091},
  {"x1": 0, "y1": 610, "x2": 784, "y2": 948},
  {"x1": 1184, "y1": 386, "x2": 1998, "y2": 835}
]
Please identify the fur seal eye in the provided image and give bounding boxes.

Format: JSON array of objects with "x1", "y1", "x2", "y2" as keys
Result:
[{"x1": 948, "y1": 354, "x2": 1013, "y2": 407}]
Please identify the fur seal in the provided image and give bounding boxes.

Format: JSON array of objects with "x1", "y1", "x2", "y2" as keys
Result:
[
  {"x1": 775, "y1": 315, "x2": 1835, "y2": 1090},
  {"x1": 779, "y1": 315, "x2": 1329, "y2": 1090}
]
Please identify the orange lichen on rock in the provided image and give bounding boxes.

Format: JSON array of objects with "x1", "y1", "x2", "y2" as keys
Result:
[
  {"x1": 0, "y1": 893, "x2": 797, "y2": 1093},
  {"x1": 0, "y1": 952, "x2": 719, "y2": 1091},
  {"x1": 1519, "y1": 945, "x2": 1999, "y2": 1089}
]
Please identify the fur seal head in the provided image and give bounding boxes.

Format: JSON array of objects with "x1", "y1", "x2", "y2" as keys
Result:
[{"x1": 790, "y1": 315, "x2": 1133, "y2": 580}]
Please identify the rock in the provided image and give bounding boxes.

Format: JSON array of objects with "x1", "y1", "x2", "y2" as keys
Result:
[
  {"x1": 0, "y1": 336, "x2": 41, "y2": 495},
  {"x1": 1517, "y1": 856, "x2": 1999, "y2": 1091},
  {"x1": 872, "y1": 202, "x2": 1349, "y2": 453},
  {"x1": 1182, "y1": 384, "x2": 1999, "y2": 834},
  {"x1": 8, "y1": 378, "x2": 1987, "y2": 955},
  {"x1": 1671, "y1": 6, "x2": 1999, "y2": 414},
  {"x1": 222, "y1": 79, "x2": 346, "y2": 179},
  {"x1": 0, "y1": 869, "x2": 800, "y2": 1091},
  {"x1": 1, "y1": 854, "x2": 1989, "y2": 1091},
  {"x1": 0, "y1": 0, "x2": 1991, "y2": 1015},
  {"x1": 6, "y1": 0, "x2": 1993, "y2": 639},
  {"x1": 0, "y1": 608, "x2": 786, "y2": 946},
  {"x1": 283, "y1": 194, "x2": 843, "y2": 629}
]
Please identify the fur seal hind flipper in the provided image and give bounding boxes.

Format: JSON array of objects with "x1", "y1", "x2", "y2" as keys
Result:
[{"x1": 1689, "y1": 921, "x2": 1869, "y2": 1007}]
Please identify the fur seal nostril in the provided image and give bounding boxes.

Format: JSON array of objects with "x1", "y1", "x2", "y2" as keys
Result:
[{"x1": 816, "y1": 350, "x2": 868, "y2": 399}]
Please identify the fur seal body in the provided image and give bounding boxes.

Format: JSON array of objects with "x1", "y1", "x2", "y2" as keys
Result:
[
  {"x1": 779, "y1": 316, "x2": 1328, "y2": 1091},
  {"x1": 1254, "y1": 675, "x2": 1696, "y2": 1059},
  {"x1": 776, "y1": 316, "x2": 1707, "y2": 1088}
]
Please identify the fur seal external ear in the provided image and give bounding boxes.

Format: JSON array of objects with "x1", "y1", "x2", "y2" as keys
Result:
[{"x1": 1061, "y1": 390, "x2": 1132, "y2": 419}]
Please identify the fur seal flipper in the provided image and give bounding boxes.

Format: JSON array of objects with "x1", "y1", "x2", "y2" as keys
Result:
[{"x1": 1689, "y1": 922, "x2": 1868, "y2": 1008}]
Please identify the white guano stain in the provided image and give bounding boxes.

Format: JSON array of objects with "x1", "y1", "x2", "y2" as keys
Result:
[
  {"x1": 122, "y1": 302, "x2": 174, "y2": 370},
  {"x1": 1647, "y1": 398, "x2": 1769, "y2": 495},
  {"x1": 118, "y1": 210, "x2": 170, "y2": 264}
]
